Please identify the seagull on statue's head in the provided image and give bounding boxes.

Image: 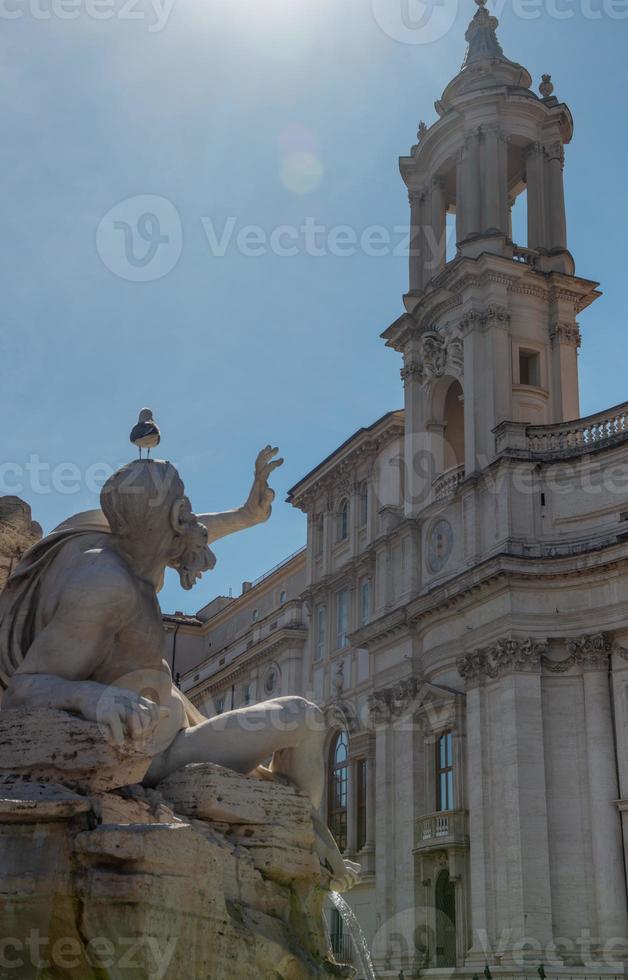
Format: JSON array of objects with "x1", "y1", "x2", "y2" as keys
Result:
[{"x1": 130, "y1": 408, "x2": 161, "y2": 459}]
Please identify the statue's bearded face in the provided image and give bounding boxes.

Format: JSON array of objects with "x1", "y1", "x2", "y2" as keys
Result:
[{"x1": 168, "y1": 497, "x2": 215, "y2": 590}]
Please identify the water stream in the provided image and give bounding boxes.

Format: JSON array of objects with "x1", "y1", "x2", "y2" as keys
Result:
[{"x1": 329, "y1": 891, "x2": 377, "y2": 980}]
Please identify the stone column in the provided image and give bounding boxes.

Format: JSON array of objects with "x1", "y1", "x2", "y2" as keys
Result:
[
  {"x1": 463, "y1": 681, "x2": 490, "y2": 962},
  {"x1": 305, "y1": 510, "x2": 315, "y2": 586},
  {"x1": 498, "y1": 669, "x2": 553, "y2": 955},
  {"x1": 526, "y1": 142, "x2": 548, "y2": 251},
  {"x1": 373, "y1": 717, "x2": 395, "y2": 973},
  {"x1": 401, "y1": 340, "x2": 432, "y2": 516},
  {"x1": 464, "y1": 131, "x2": 481, "y2": 241},
  {"x1": 459, "y1": 640, "x2": 554, "y2": 963},
  {"x1": 322, "y1": 506, "x2": 332, "y2": 578},
  {"x1": 409, "y1": 188, "x2": 427, "y2": 293},
  {"x1": 579, "y1": 640, "x2": 628, "y2": 942},
  {"x1": 428, "y1": 176, "x2": 446, "y2": 279},
  {"x1": 481, "y1": 127, "x2": 505, "y2": 234},
  {"x1": 549, "y1": 321, "x2": 581, "y2": 422},
  {"x1": 547, "y1": 140, "x2": 567, "y2": 252},
  {"x1": 364, "y1": 751, "x2": 376, "y2": 853}
]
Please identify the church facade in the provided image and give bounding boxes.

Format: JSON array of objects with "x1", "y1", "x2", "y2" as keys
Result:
[{"x1": 168, "y1": 5, "x2": 628, "y2": 976}]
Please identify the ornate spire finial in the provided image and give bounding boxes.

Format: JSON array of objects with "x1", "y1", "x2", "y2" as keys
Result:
[
  {"x1": 539, "y1": 73, "x2": 554, "y2": 98},
  {"x1": 417, "y1": 120, "x2": 428, "y2": 141},
  {"x1": 462, "y1": 0, "x2": 505, "y2": 68}
]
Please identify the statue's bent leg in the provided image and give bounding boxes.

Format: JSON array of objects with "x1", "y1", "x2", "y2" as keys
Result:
[{"x1": 145, "y1": 696, "x2": 325, "y2": 803}]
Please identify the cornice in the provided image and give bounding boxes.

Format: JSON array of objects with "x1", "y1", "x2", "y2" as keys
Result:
[
  {"x1": 356, "y1": 540, "x2": 628, "y2": 648},
  {"x1": 289, "y1": 420, "x2": 404, "y2": 512},
  {"x1": 185, "y1": 626, "x2": 307, "y2": 703}
]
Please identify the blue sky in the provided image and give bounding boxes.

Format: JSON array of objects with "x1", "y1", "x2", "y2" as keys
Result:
[{"x1": 2, "y1": 0, "x2": 627, "y2": 613}]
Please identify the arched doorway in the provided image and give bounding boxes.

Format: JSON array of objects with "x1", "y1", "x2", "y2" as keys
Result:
[
  {"x1": 434, "y1": 869, "x2": 457, "y2": 968},
  {"x1": 443, "y1": 380, "x2": 464, "y2": 470}
]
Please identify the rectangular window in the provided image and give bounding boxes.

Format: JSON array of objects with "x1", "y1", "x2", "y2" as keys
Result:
[
  {"x1": 436, "y1": 732, "x2": 455, "y2": 811},
  {"x1": 360, "y1": 580, "x2": 371, "y2": 626},
  {"x1": 336, "y1": 589, "x2": 350, "y2": 649},
  {"x1": 519, "y1": 349, "x2": 541, "y2": 387},
  {"x1": 243, "y1": 685, "x2": 251, "y2": 706},
  {"x1": 216, "y1": 696, "x2": 224, "y2": 715},
  {"x1": 315, "y1": 605, "x2": 326, "y2": 661},
  {"x1": 356, "y1": 758, "x2": 368, "y2": 851}
]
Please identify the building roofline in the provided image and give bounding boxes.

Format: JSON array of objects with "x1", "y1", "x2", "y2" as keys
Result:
[
  {"x1": 182, "y1": 546, "x2": 306, "y2": 629},
  {"x1": 286, "y1": 409, "x2": 404, "y2": 503}
]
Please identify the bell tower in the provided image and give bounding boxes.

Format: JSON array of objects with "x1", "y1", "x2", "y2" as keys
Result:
[{"x1": 383, "y1": 0, "x2": 601, "y2": 514}]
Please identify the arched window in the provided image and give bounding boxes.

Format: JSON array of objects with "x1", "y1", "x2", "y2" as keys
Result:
[
  {"x1": 336, "y1": 499, "x2": 349, "y2": 542},
  {"x1": 443, "y1": 380, "x2": 464, "y2": 470},
  {"x1": 328, "y1": 730, "x2": 349, "y2": 851},
  {"x1": 358, "y1": 482, "x2": 368, "y2": 526}
]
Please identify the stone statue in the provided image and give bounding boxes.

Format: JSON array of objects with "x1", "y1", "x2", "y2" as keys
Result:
[{"x1": 0, "y1": 447, "x2": 359, "y2": 894}]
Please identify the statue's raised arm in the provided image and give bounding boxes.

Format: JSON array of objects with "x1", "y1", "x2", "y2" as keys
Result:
[{"x1": 196, "y1": 445, "x2": 284, "y2": 544}]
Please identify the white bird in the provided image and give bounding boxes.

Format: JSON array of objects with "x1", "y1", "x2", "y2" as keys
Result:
[{"x1": 130, "y1": 408, "x2": 161, "y2": 459}]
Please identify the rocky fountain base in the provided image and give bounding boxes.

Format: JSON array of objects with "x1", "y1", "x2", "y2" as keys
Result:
[{"x1": 0, "y1": 708, "x2": 351, "y2": 980}]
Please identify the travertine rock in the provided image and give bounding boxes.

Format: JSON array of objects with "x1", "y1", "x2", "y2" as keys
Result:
[
  {"x1": 0, "y1": 716, "x2": 347, "y2": 980},
  {"x1": 0, "y1": 708, "x2": 152, "y2": 792},
  {"x1": 0, "y1": 495, "x2": 41, "y2": 591}
]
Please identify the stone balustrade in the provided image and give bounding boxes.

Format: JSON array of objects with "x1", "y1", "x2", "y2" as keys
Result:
[
  {"x1": 414, "y1": 809, "x2": 468, "y2": 853},
  {"x1": 432, "y1": 464, "x2": 465, "y2": 501},
  {"x1": 494, "y1": 401, "x2": 628, "y2": 460}
]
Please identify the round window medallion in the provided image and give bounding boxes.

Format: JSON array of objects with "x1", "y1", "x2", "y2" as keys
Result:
[{"x1": 427, "y1": 519, "x2": 454, "y2": 573}]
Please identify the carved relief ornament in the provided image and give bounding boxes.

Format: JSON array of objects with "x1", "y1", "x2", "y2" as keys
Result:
[
  {"x1": 550, "y1": 321, "x2": 581, "y2": 348},
  {"x1": 460, "y1": 306, "x2": 510, "y2": 334},
  {"x1": 457, "y1": 637, "x2": 548, "y2": 684},
  {"x1": 400, "y1": 331, "x2": 464, "y2": 387},
  {"x1": 543, "y1": 633, "x2": 613, "y2": 673},
  {"x1": 368, "y1": 675, "x2": 423, "y2": 725}
]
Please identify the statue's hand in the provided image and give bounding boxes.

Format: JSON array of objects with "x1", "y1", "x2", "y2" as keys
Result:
[
  {"x1": 78, "y1": 685, "x2": 169, "y2": 748},
  {"x1": 243, "y1": 446, "x2": 284, "y2": 526},
  {"x1": 331, "y1": 859, "x2": 361, "y2": 894}
]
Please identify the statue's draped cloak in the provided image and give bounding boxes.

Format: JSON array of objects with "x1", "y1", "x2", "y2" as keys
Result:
[{"x1": 0, "y1": 510, "x2": 110, "y2": 690}]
